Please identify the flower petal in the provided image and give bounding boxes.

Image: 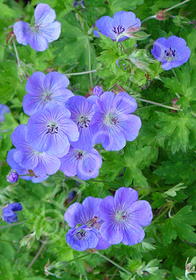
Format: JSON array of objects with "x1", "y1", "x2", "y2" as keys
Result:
[
  {"x1": 13, "y1": 21, "x2": 30, "y2": 45},
  {"x1": 39, "y1": 21, "x2": 61, "y2": 43},
  {"x1": 122, "y1": 223, "x2": 145, "y2": 245},
  {"x1": 114, "y1": 92, "x2": 138, "y2": 114},
  {"x1": 26, "y1": 31, "x2": 49, "y2": 52},
  {"x1": 64, "y1": 202, "x2": 81, "y2": 227},
  {"x1": 119, "y1": 114, "x2": 142, "y2": 141},
  {"x1": 34, "y1": 3, "x2": 56, "y2": 26},
  {"x1": 128, "y1": 200, "x2": 153, "y2": 227},
  {"x1": 114, "y1": 187, "x2": 138, "y2": 210},
  {"x1": 25, "y1": 72, "x2": 45, "y2": 95}
]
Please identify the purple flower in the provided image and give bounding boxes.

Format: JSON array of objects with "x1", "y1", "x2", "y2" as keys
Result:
[
  {"x1": 7, "y1": 149, "x2": 49, "y2": 183},
  {"x1": 151, "y1": 36, "x2": 191, "y2": 70},
  {"x1": 23, "y1": 72, "x2": 73, "y2": 116},
  {"x1": 7, "y1": 170, "x2": 19, "y2": 183},
  {"x1": 99, "y1": 187, "x2": 153, "y2": 245},
  {"x1": 60, "y1": 144, "x2": 102, "y2": 180},
  {"x1": 0, "y1": 103, "x2": 10, "y2": 123},
  {"x1": 66, "y1": 225, "x2": 98, "y2": 251},
  {"x1": 13, "y1": 3, "x2": 61, "y2": 52},
  {"x1": 90, "y1": 91, "x2": 142, "y2": 151},
  {"x1": 11, "y1": 124, "x2": 61, "y2": 177},
  {"x1": 2, "y1": 203, "x2": 22, "y2": 224},
  {"x1": 93, "y1": 86, "x2": 103, "y2": 97},
  {"x1": 65, "y1": 96, "x2": 96, "y2": 149},
  {"x1": 27, "y1": 104, "x2": 79, "y2": 157},
  {"x1": 94, "y1": 11, "x2": 141, "y2": 41},
  {"x1": 64, "y1": 197, "x2": 110, "y2": 250}
]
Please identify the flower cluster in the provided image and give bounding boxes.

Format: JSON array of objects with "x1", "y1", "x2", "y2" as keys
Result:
[
  {"x1": 7, "y1": 71, "x2": 141, "y2": 182},
  {"x1": 64, "y1": 187, "x2": 153, "y2": 251},
  {"x1": 2, "y1": 203, "x2": 22, "y2": 224},
  {"x1": 13, "y1": 3, "x2": 61, "y2": 51}
]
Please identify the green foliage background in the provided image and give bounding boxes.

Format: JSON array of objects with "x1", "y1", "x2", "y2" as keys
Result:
[{"x1": 0, "y1": 0, "x2": 196, "y2": 279}]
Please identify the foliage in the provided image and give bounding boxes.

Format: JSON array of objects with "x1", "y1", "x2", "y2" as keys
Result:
[{"x1": 0, "y1": 0, "x2": 196, "y2": 279}]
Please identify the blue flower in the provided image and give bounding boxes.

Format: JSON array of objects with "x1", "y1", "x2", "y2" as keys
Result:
[
  {"x1": 27, "y1": 104, "x2": 79, "y2": 158},
  {"x1": 90, "y1": 91, "x2": 142, "y2": 151},
  {"x1": 2, "y1": 203, "x2": 22, "y2": 224},
  {"x1": 7, "y1": 170, "x2": 19, "y2": 183},
  {"x1": 151, "y1": 36, "x2": 191, "y2": 70},
  {"x1": 94, "y1": 11, "x2": 141, "y2": 41},
  {"x1": 65, "y1": 95, "x2": 96, "y2": 149},
  {"x1": 93, "y1": 86, "x2": 103, "y2": 97},
  {"x1": 7, "y1": 124, "x2": 61, "y2": 182},
  {"x1": 64, "y1": 197, "x2": 110, "y2": 250},
  {"x1": 23, "y1": 72, "x2": 73, "y2": 116},
  {"x1": 66, "y1": 225, "x2": 98, "y2": 251},
  {"x1": 99, "y1": 187, "x2": 153, "y2": 245},
  {"x1": 13, "y1": 3, "x2": 61, "y2": 52},
  {"x1": 0, "y1": 103, "x2": 10, "y2": 123},
  {"x1": 60, "y1": 144, "x2": 102, "y2": 181}
]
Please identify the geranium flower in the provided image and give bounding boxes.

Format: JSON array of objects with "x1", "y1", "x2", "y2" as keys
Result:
[
  {"x1": 66, "y1": 226, "x2": 99, "y2": 251},
  {"x1": 151, "y1": 36, "x2": 191, "y2": 70},
  {"x1": 11, "y1": 124, "x2": 61, "y2": 177},
  {"x1": 90, "y1": 91, "x2": 142, "y2": 151},
  {"x1": 65, "y1": 95, "x2": 96, "y2": 149},
  {"x1": 2, "y1": 203, "x2": 22, "y2": 224},
  {"x1": 60, "y1": 144, "x2": 102, "y2": 180},
  {"x1": 99, "y1": 187, "x2": 153, "y2": 245},
  {"x1": 94, "y1": 11, "x2": 141, "y2": 41},
  {"x1": 64, "y1": 197, "x2": 110, "y2": 250},
  {"x1": 23, "y1": 72, "x2": 73, "y2": 116},
  {"x1": 13, "y1": 3, "x2": 61, "y2": 52},
  {"x1": 27, "y1": 104, "x2": 79, "y2": 157}
]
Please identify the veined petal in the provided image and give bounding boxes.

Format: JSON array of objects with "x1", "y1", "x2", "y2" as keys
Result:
[
  {"x1": 119, "y1": 114, "x2": 142, "y2": 141},
  {"x1": 128, "y1": 200, "x2": 153, "y2": 227},
  {"x1": 122, "y1": 224, "x2": 145, "y2": 245},
  {"x1": 34, "y1": 3, "x2": 56, "y2": 26},
  {"x1": 95, "y1": 16, "x2": 116, "y2": 40},
  {"x1": 60, "y1": 148, "x2": 78, "y2": 177},
  {"x1": 114, "y1": 92, "x2": 137, "y2": 114},
  {"x1": 39, "y1": 21, "x2": 61, "y2": 43},
  {"x1": 64, "y1": 202, "x2": 81, "y2": 227},
  {"x1": 114, "y1": 187, "x2": 138, "y2": 210},
  {"x1": 13, "y1": 21, "x2": 30, "y2": 45},
  {"x1": 100, "y1": 221, "x2": 123, "y2": 245},
  {"x1": 26, "y1": 31, "x2": 49, "y2": 52},
  {"x1": 44, "y1": 72, "x2": 70, "y2": 92},
  {"x1": 25, "y1": 72, "x2": 45, "y2": 95}
]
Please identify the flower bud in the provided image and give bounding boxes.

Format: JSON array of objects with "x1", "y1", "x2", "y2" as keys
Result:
[{"x1": 7, "y1": 170, "x2": 19, "y2": 183}]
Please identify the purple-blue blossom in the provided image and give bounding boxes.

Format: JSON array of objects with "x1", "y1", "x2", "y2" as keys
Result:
[
  {"x1": 94, "y1": 11, "x2": 141, "y2": 41},
  {"x1": 65, "y1": 95, "x2": 96, "y2": 149},
  {"x1": 7, "y1": 148, "x2": 49, "y2": 183},
  {"x1": 2, "y1": 203, "x2": 22, "y2": 224},
  {"x1": 64, "y1": 197, "x2": 110, "y2": 250},
  {"x1": 23, "y1": 72, "x2": 73, "y2": 116},
  {"x1": 93, "y1": 86, "x2": 103, "y2": 97},
  {"x1": 151, "y1": 36, "x2": 191, "y2": 70},
  {"x1": 0, "y1": 103, "x2": 10, "y2": 123},
  {"x1": 27, "y1": 104, "x2": 79, "y2": 158},
  {"x1": 90, "y1": 91, "x2": 142, "y2": 151},
  {"x1": 66, "y1": 226, "x2": 98, "y2": 251},
  {"x1": 13, "y1": 3, "x2": 61, "y2": 52},
  {"x1": 60, "y1": 144, "x2": 102, "y2": 181},
  {"x1": 7, "y1": 170, "x2": 19, "y2": 183},
  {"x1": 99, "y1": 187, "x2": 153, "y2": 245},
  {"x1": 6, "y1": 124, "x2": 61, "y2": 183}
]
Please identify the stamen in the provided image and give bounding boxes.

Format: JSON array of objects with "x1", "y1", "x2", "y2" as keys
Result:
[
  {"x1": 112, "y1": 25, "x2": 125, "y2": 35},
  {"x1": 46, "y1": 123, "x2": 58, "y2": 134},
  {"x1": 77, "y1": 115, "x2": 90, "y2": 128}
]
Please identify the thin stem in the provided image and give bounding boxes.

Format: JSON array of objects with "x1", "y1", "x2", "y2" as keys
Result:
[
  {"x1": 0, "y1": 221, "x2": 24, "y2": 229},
  {"x1": 142, "y1": 0, "x2": 190, "y2": 23},
  {"x1": 65, "y1": 69, "x2": 97, "y2": 76},
  {"x1": 67, "y1": 253, "x2": 90, "y2": 264},
  {"x1": 142, "y1": 15, "x2": 156, "y2": 23},
  {"x1": 27, "y1": 237, "x2": 48, "y2": 270},
  {"x1": 13, "y1": 41, "x2": 20, "y2": 67},
  {"x1": 135, "y1": 97, "x2": 183, "y2": 111},
  {"x1": 164, "y1": 0, "x2": 190, "y2": 12},
  {"x1": 87, "y1": 37, "x2": 93, "y2": 88},
  {"x1": 95, "y1": 251, "x2": 132, "y2": 276},
  {"x1": 107, "y1": 81, "x2": 120, "y2": 92},
  {"x1": 145, "y1": 207, "x2": 171, "y2": 230}
]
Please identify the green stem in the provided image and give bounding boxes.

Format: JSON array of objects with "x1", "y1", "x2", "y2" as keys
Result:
[
  {"x1": 164, "y1": 0, "x2": 191, "y2": 12},
  {"x1": 87, "y1": 37, "x2": 93, "y2": 88},
  {"x1": 145, "y1": 207, "x2": 171, "y2": 230},
  {"x1": 27, "y1": 237, "x2": 48, "y2": 270},
  {"x1": 142, "y1": 0, "x2": 190, "y2": 23},
  {"x1": 0, "y1": 221, "x2": 24, "y2": 229},
  {"x1": 95, "y1": 251, "x2": 132, "y2": 276},
  {"x1": 66, "y1": 253, "x2": 91, "y2": 264},
  {"x1": 65, "y1": 69, "x2": 97, "y2": 76},
  {"x1": 135, "y1": 97, "x2": 183, "y2": 111},
  {"x1": 13, "y1": 41, "x2": 20, "y2": 67}
]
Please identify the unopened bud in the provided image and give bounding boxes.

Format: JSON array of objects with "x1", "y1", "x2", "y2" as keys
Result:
[
  {"x1": 7, "y1": 170, "x2": 19, "y2": 183},
  {"x1": 155, "y1": 10, "x2": 169, "y2": 21}
]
